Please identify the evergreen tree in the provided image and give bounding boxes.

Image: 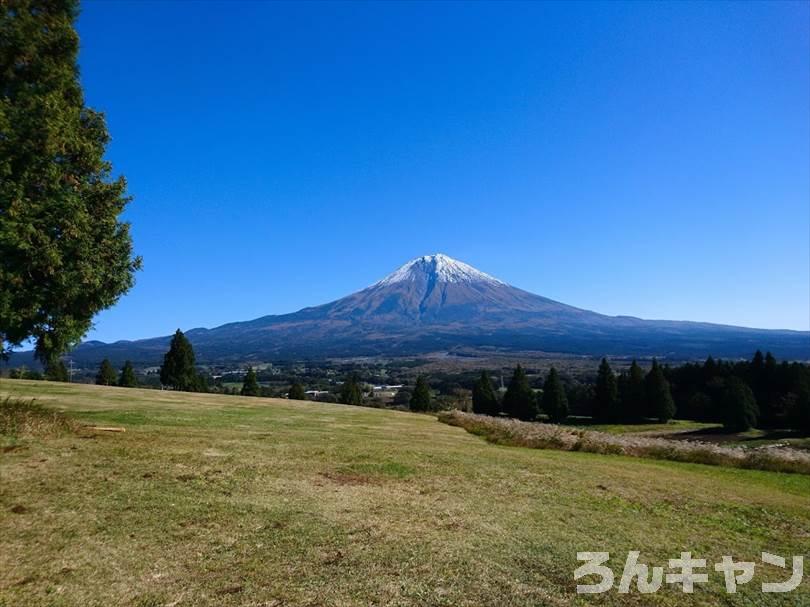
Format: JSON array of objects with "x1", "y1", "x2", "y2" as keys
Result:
[
  {"x1": 646, "y1": 359, "x2": 676, "y2": 422},
  {"x1": 194, "y1": 373, "x2": 209, "y2": 393},
  {"x1": 503, "y1": 365, "x2": 537, "y2": 421},
  {"x1": 541, "y1": 367, "x2": 569, "y2": 423},
  {"x1": 721, "y1": 377, "x2": 759, "y2": 432},
  {"x1": 240, "y1": 366, "x2": 260, "y2": 396},
  {"x1": 95, "y1": 359, "x2": 116, "y2": 386},
  {"x1": 118, "y1": 360, "x2": 137, "y2": 387},
  {"x1": 625, "y1": 360, "x2": 646, "y2": 422},
  {"x1": 46, "y1": 359, "x2": 69, "y2": 382},
  {"x1": 0, "y1": 1, "x2": 141, "y2": 365},
  {"x1": 472, "y1": 370, "x2": 499, "y2": 416},
  {"x1": 393, "y1": 390, "x2": 412, "y2": 407},
  {"x1": 159, "y1": 329, "x2": 197, "y2": 391},
  {"x1": 410, "y1": 375, "x2": 432, "y2": 412},
  {"x1": 339, "y1": 374, "x2": 363, "y2": 405},
  {"x1": 288, "y1": 382, "x2": 306, "y2": 400},
  {"x1": 593, "y1": 358, "x2": 618, "y2": 422}
]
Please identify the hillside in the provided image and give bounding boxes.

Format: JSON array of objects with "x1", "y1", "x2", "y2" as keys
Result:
[
  {"x1": 2, "y1": 380, "x2": 809, "y2": 606},
  {"x1": 53, "y1": 254, "x2": 810, "y2": 365}
]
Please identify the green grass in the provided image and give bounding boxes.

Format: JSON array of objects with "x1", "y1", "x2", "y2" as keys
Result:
[
  {"x1": 1, "y1": 379, "x2": 809, "y2": 606},
  {"x1": 567, "y1": 419, "x2": 720, "y2": 435}
]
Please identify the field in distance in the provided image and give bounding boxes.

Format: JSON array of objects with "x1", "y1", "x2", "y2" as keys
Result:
[{"x1": 1, "y1": 380, "x2": 809, "y2": 606}]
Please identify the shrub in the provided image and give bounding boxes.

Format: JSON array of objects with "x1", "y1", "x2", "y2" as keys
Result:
[{"x1": 0, "y1": 398, "x2": 78, "y2": 438}]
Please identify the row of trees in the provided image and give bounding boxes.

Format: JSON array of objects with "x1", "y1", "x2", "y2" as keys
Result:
[
  {"x1": 471, "y1": 353, "x2": 808, "y2": 433},
  {"x1": 95, "y1": 359, "x2": 137, "y2": 387},
  {"x1": 472, "y1": 365, "x2": 570, "y2": 422},
  {"x1": 667, "y1": 351, "x2": 809, "y2": 432}
]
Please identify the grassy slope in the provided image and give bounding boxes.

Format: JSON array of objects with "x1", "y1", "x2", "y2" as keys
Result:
[{"x1": 0, "y1": 380, "x2": 808, "y2": 607}]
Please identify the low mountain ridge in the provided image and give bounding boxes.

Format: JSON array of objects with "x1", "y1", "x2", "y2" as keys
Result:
[{"x1": 61, "y1": 254, "x2": 810, "y2": 364}]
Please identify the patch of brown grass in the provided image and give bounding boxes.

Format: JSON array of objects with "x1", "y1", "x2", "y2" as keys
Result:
[
  {"x1": 0, "y1": 396, "x2": 78, "y2": 438},
  {"x1": 438, "y1": 410, "x2": 810, "y2": 475}
]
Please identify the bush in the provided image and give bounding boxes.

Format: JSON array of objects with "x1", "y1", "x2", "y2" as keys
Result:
[{"x1": 0, "y1": 398, "x2": 78, "y2": 438}]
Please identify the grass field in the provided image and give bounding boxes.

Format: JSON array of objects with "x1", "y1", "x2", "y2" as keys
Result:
[{"x1": 1, "y1": 380, "x2": 809, "y2": 606}]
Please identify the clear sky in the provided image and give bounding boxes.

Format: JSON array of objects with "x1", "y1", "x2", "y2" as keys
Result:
[{"x1": 76, "y1": 0, "x2": 810, "y2": 342}]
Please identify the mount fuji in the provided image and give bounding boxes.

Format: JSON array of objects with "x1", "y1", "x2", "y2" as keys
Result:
[{"x1": 64, "y1": 253, "x2": 810, "y2": 364}]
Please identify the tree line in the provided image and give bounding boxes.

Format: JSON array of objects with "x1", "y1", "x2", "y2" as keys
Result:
[
  {"x1": 40, "y1": 330, "x2": 810, "y2": 435},
  {"x1": 471, "y1": 352, "x2": 809, "y2": 433}
]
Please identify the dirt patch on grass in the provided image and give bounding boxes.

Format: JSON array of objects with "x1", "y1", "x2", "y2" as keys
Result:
[{"x1": 318, "y1": 471, "x2": 379, "y2": 486}]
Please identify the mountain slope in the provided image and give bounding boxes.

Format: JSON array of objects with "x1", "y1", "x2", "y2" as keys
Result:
[{"x1": 65, "y1": 254, "x2": 810, "y2": 363}]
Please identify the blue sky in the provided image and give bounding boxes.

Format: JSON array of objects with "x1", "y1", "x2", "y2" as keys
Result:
[{"x1": 77, "y1": 1, "x2": 809, "y2": 341}]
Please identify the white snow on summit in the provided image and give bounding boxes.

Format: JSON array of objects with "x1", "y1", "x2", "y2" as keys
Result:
[{"x1": 375, "y1": 254, "x2": 505, "y2": 287}]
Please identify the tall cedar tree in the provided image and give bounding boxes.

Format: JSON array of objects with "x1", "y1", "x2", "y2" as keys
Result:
[
  {"x1": 721, "y1": 377, "x2": 759, "y2": 431},
  {"x1": 339, "y1": 374, "x2": 363, "y2": 405},
  {"x1": 624, "y1": 360, "x2": 647, "y2": 422},
  {"x1": 472, "y1": 370, "x2": 499, "y2": 416},
  {"x1": 118, "y1": 360, "x2": 137, "y2": 387},
  {"x1": 95, "y1": 358, "x2": 116, "y2": 386},
  {"x1": 240, "y1": 367, "x2": 260, "y2": 396},
  {"x1": 410, "y1": 375, "x2": 432, "y2": 412},
  {"x1": 541, "y1": 367, "x2": 569, "y2": 423},
  {"x1": 0, "y1": 1, "x2": 141, "y2": 365},
  {"x1": 160, "y1": 330, "x2": 197, "y2": 391},
  {"x1": 46, "y1": 359, "x2": 68, "y2": 382},
  {"x1": 593, "y1": 358, "x2": 618, "y2": 422},
  {"x1": 288, "y1": 382, "x2": 306, "y2": 400},
  {"x1": 645, "y1": 359, "x2": 676, "y2": 422},
  {"x1": 503, "y1": 365, "x2": 537, "y2": 421}
]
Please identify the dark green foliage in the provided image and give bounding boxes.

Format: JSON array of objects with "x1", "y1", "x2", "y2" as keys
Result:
[
  {"x1": 317, "y1": 392, "x2": 338, "y2": 404},
  {"x1": 339, "y1": 374, "x2": 363, "y2": 405},
  {"x1": 240, "y1": 367, "x2": 260, "y2": 396},
  {"x1": 410, "y1": 375, "x2": 432, "y2": 412},
  {"x1": 95, "y1": 359, "x2": 116, "y2": 386},
  {"x1": 159, "y1": 330, "x2": 197, "y2": 391},
  {"x1": 541, "y1": 367, "x2": 568, "y2": 423},
  {"x1": 721, "y1": 377, "x2": 759, "y2": 432},
  {"x1": 288, "y1": 382, "x2": 306, "y2": 400},
  {"x1": 646, "y1": 359, "x2": 676, "y2": 422},
  {"x1": 118, "y1": 360, "x2": 137, "y2": 387},
  {"x1": 0, "y1": 0, "x2": 141, "y2": 365},
  {"x1": 593, "y1": 358, "x2": 618, "y2": 422},
  {"x1": 502, "y1": 365, "x2": 537, "y2": 421},
  {"x1": 623, "y1": 360, "x2": 646, "y2": 422},
  {"x1": 472, "y1": 371, "x2": 499, "y2": 416},
  {"x1": 393, "y1": 390, "x2": 412, "y2": 406},
  {"x1": 46, "y1": 359, "x2": 68, "y2": 382}
]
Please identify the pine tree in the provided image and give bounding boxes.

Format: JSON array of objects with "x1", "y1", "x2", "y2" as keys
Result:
[
  {"x1": 95, "y1": 359, "x2": 117, "y2": 386},
  {"x1": 241, "y1": 366, "x2": 260, "y2": 396},
  {"x1": 594, "y1": 358, "x2": 618, "y2": 422},
  {"x1": 46, "y1": 359, "x2": 69, "y2": 382},
  {"x1": 339, "y1": 374, "x2": 363, "y2": 405},
  {"x1": 472, "y1": 370, "x2": 499, "y2": 416},
  {"x1": 118, "y1": 360, "x2": 137, "y2": 387},
  {"x1": 541, "y1": 367, "x2": 569, "y2": 423},
  {"x1": 646, "y1": 359, "x2": 676, "y2": 422},
  {"x1": 0, "y1": 1, "x2": 141, "y2": 364},
  {"x1": 288, "y1": 382, "x2": 306, "y2": 400},
  {"x1": 625, "y1": 360, "x2": 646, "y2": 422},
  {"x1": 159, "y1": 330, "x2": 197, "y2": 391},
  {"x1": 721, "y1": 377, "x2": 759, "y2": 432},
  {"x1": 503, "y1": 365, "x2": 537, "y2": 421},
  {"x1": 410, "y1": 375, "x2": 432, "y2": 412}
]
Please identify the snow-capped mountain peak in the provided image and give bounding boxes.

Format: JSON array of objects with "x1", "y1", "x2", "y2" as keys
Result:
[{"x1": 375, "y1": 253, "x2": 505, "y2": 287}]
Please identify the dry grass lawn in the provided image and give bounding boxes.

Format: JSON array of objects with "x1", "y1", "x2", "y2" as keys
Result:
[{"x1": 1, "y1": 380, "x2": 808, "y2": 606}]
